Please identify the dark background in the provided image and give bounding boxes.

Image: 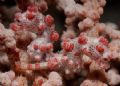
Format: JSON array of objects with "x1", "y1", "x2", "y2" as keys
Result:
[{"x1": 101, "y1": 0, "x2": 120, "y2": 24}]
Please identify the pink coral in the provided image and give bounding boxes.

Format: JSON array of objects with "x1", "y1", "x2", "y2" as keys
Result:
[
  {"x1": 0, "y1": 0, "x2": 120, "y2": 86},
  {"x1": 80, "y1": 79, "x2": 108, "y2": 86},
  {"x1": 0, "y1": 70, "x2": 15, "y2": 86},
  {"x1": 42, "y1": 72, "x2": 63, "y2": 86},
  {"x1": 107, "y1": 68, "x2": 120, "y2": 85}
]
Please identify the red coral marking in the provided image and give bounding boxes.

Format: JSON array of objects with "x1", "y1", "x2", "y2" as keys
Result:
[
  {"x1": 44, "y1": 15, "x2": 54, "y2": 26},
  {"x1": 78, "y1": 36, "x2": 87, "y2": 45},
  {"x1": 39, "y1": 44, "x2": 47, "y2": 52},
  {"x1": 96, "y1": 45, "x2": 104, "y2": 52},
  {"x1": 38, "y1": 23, "x2": 46, "y2": 31},
  {"x1": 47, "y1": 43, "x2": 53, "y2": 51},
  {"x1": 62, "y1": 41, "x2": 74, "y2": 52},
  {"x1": 33, "y1": 44, "x2": 39, "y2": 50},
  {"x1": 38, "y1": 79, "x2": 43, "y2": 86},
  {"x1": 15, "y1": 62, "x2": 21, "y2": 70},
  {"x1": 26, "y1": 13, "x2": 35, "y2": 20},
  {"x1": 10, "y1": 23, "x2": 19, "y2": 31},
  {"x1": 74, "y1": 51, "x2": 80, "y2": 56},
  {"x1": 99, "y1": 36, "x2": 108, "y2": 46},
  {"x1": 28, "y1": 64, "x2": 32, "y2": 70},
  {"x1": 50, "y1": 31, "x2": 59, "y2": 41}
]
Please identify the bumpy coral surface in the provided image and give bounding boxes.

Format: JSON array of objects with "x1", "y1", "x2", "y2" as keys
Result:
[{"x1": 0, "y1": 0, "x2": 120, "y2": 86}]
